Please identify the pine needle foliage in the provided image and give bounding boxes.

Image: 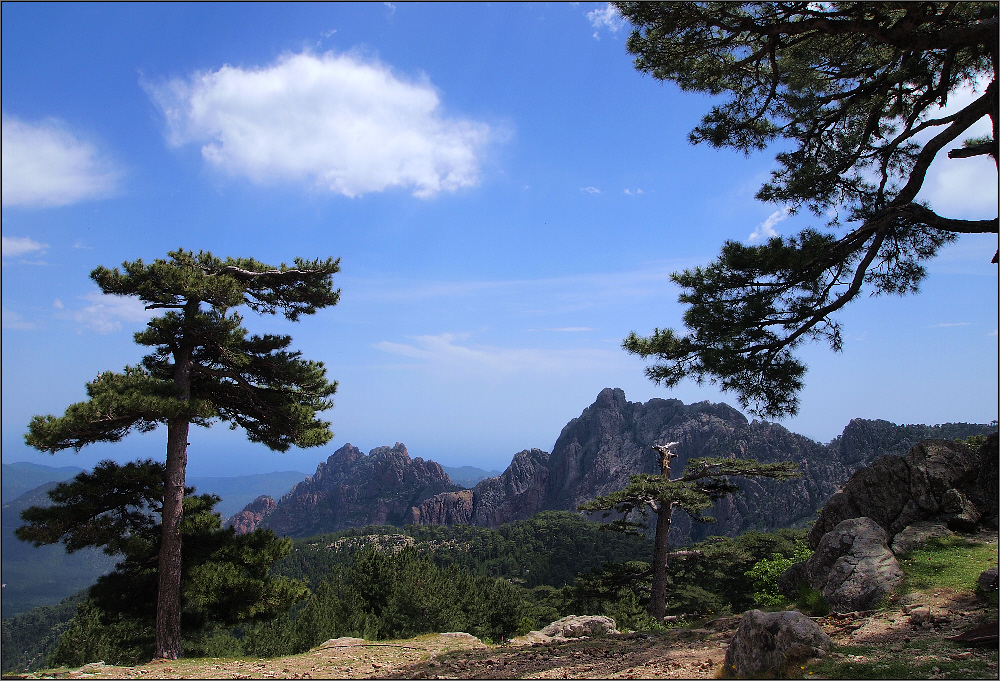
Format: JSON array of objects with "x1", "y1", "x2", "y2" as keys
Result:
[
  {"x1": 26, "y1": 250, "x2": 340, "y2": 453},
  {"x1": 615, "y1": 1, "x2": 998, "y2": 418}
]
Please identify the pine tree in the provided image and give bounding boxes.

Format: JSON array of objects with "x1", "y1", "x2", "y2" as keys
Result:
[
  {"x1": 614, "y1": 2, "x2": 997, "y2": 418},
  {"x1": 24, "y1": 249, "x2": 339, "y2": 659},
  {"x1": 579, "y1": 442, "x2": 799, "y2": 621},
  {"x1": 17, "y1": 459, "x2": 310, "y2": 666}
]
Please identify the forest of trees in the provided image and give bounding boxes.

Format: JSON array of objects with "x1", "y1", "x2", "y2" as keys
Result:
[{"x1": 2, "y1": 510, "x2": 811, "y2": 672}]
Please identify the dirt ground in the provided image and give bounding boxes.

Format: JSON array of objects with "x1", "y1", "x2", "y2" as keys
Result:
[
  {"x1": 6, "y1": 597, "x2": 996, "y2": 681},
  {"x1": 0, "y1": 625, "x2": 736, "y2": 681}
]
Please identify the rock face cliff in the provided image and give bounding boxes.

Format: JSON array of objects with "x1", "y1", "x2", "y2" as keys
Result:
[
  {"x1": 230, "y1": 389, "x2": 995, "y2": 542},
  {"x1": 227, "y1": 495, "x2": 277, "y2": 535},
  {"x1": 229, "y1": 442, "x2": 460, "y2": 537},
  {"x1": 407, "y1": 388, "x2": 844, "y2": 542},
  {"x1": 404, "y1": 448, "x2": 552, "y2": 528}
]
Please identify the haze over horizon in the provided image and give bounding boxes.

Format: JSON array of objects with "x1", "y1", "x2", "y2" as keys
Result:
[{"x1": 3, "y1": 3, "x2": 997, "y2": 477}]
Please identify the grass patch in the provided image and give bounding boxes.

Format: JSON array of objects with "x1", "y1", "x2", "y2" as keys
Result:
[
  {"x1": 897, "y1": 536, "x2": 998, "y2": 594},
  {"x1": 798, "y1": 643, "x2": 999, "y2": 680}
]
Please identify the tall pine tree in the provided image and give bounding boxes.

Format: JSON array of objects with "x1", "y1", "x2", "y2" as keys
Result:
[
  {"x1": 25, "y1": 249, "x2": 339, "y2": 659},
  {"x1": 579, "y1": 442, "x2": 799, "y2": 621}
]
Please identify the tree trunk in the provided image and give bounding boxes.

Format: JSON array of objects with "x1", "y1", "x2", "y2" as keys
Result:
[
  {"x1": 155, "y1": 417, "x2": 188, "y2": 659},
  {"x1": 648, "y1": 501, "x2": 674, "y2": 621},
  {"x1": 156, "y1": 308, "x2": 195, "y2": 660}
]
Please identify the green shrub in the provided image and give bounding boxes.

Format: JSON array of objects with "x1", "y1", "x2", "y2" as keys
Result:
[
  {"x1": 48, "y1": 599, "x2": 153, "y2": 668},
  {"x1": 955, "y1": 434, "x2": 988, "y2": 450},
  {"x1": 516, "y1": 617, "x2": 537, "y2": 636},
  {"x1": 745, "y1": 541, "x2": 812, "y2": 607},
  {"x1": 604, "y1": 591, "x2": 670, "y2": 633}
]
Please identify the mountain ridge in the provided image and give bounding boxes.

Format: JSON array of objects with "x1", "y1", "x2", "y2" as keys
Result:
[{"x1": 230, "y1": 388, "x2": 996, "y2": 541}]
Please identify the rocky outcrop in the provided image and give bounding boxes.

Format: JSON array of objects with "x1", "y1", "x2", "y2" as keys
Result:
[
  {"x1": 800, "y1": 517, "x2": 903, "y2": 612},
  {"x1": 471, "y1": 448, "x2": 550, "y2": 528},
  {"x1": 807, "y1": 438, "x2": 991, "y2": 548},
  {"x1": 889, "y1": 520, "x2": 953, "y2": 555},
  {"x1": 539, "y1": 615, "x2": 619, "y2": 638},
  {"x1": 405, "y1": 489, "x2": 474, "y2": 526},
  {"x1": 226, "y1": 495, "x2": 277, "y2": 534},
  {"x1": 723, "y1": 610, "x2": 831, "y2": 679},
  {"x1": 406, "y1": 448, "x2": 550, "y2": 529},
  {"x1": 411, "y1": 388, "x2": 852, "y2": 543},
  {"x1": 231, "y1": 443, "x2": 460, "y2": 537}
]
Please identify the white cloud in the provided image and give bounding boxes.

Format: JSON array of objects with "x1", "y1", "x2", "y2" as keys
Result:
[
  {"x1": 922, "y1": 155, "x2": 997, "y2": 219},
  {"x1": 581, "y1": 186, "x2": 601, "y2": 194},
  {"x1": 374, "y1": 332, "x2": 614, "y2": 376},
  {"x1": 149, "y1": 51, "x2": 493, "y2": 198},
  {"x1": 2, "y1": 306, "x2": 37, "y2": 330},
  {"x1": 63, "y1": 291, "x2": 151, "y2": 334},
  {"x1": 586, "y1": 4, "x2": 625, "y2": 39},
  {"x1": 749, "y1": 206, "x2": 791, "y2": 242},
  {"x1": 1, "y1": 112, "x2": 117, "y2": 207},
  {"x1": 913, "y1": 75, "x2": 997, "y2": 220},
  {"x1": 624, "y1": 188, "x2": 643, "y2": 195},
  {"x1": 2, "y1": 235, "x2": 48, "y2": 258}
]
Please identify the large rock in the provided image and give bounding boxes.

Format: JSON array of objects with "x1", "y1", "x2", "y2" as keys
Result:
[
  {"x1": 408, "y1": 449, "x2": 550, "y2": 529},
  {"x1": 468, "y1": 448, "x2": 551, "y2": 529},
  {"x1": 889, "y1": 520, "x2": 953, "y2": 555},
  {"x1": 538, "y1": 615, "x2": 619, "y2": 638},
  {"x1": 978, "y1": 567, "x2": 998, "y2": 596},
  {"x1": 803, "y1": 517, "x2": 903, "y2": 612},
  {"x1": 808, "y1": 439, "x2": 987, "y2": 548},
  {"x1": 404, "y1": 489, "x2": 474, "y2": 526},
  {"x1": 723, "y1": 609, "x2": 832, "y2": 679}
]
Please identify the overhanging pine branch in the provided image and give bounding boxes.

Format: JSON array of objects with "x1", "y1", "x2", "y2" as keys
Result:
[{"x1": 948, "y1": 141, "x2": 998, "y2": 159}]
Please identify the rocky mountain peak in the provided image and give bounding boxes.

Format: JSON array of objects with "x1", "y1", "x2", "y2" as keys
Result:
[
  {"x1": 228, "y1": 442, "x2": 458, "y2": 536},
  {"x1": 229, "y1": 389, "x2": 995, "y2": 542}
]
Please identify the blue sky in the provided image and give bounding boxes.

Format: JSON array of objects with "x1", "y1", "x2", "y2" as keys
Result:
[{"x1": 3, "y1": 3, "x2": 997, "y2": 477}]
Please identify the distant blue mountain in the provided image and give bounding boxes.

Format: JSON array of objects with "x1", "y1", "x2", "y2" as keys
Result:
[
  {"x1": 2, "y1": 462, "x2": 84, "y2": 503},
  {"x1": 441, "y1": 465, "x2": 503, "y2": 489},
  {"x1": 2, "y1": 480, "x2": 117, "y2": 617},
  {"x1": 188, "y1": 472, "x2": 309, "y2": 519},
  {"x1": 1, "y1": 463, "x2": 309, "y2": 615}
]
